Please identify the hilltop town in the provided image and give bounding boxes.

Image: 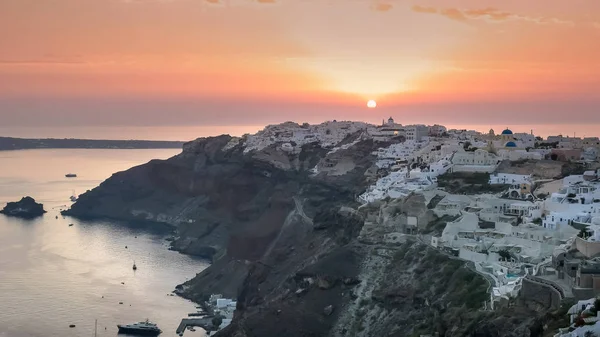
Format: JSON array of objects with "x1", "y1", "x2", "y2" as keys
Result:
[
  {"x1": 236, "y1": 118, "x2": 600, "y2": 336},
  {"x1": 66, "y1": 118, "x2": 600, "y2": 336}
]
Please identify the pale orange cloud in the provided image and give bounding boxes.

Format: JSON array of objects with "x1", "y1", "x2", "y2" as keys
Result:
[
  {"x1": 463, "y1": 8, "x2": 512, "y2": 21},
  {"x1": 411, "y1": 5, "x2": 575, "y2": 25},
  {"x1": 411, "y1": 5, "x2": 437, "y2": 14},
  {"x1": 372, "y1": 3, "x2": 393, "y2": 12}
]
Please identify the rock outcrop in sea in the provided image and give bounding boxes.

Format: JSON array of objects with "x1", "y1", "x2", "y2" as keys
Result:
[
  {"x1": 1, "y1": 196, "x2": 46, "y2": 218},
  {"x1": 62, "y1": 122, "x2": 564, "y2": 336}
]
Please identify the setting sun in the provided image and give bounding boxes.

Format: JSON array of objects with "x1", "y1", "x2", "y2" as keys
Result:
[{"x1": 367, "y1": 100, "x2": 377, "y2": 108}]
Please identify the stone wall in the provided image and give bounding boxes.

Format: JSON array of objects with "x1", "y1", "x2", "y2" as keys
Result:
[
  {"x1": 520, "y1": 276, "x2": 562, "y2": 310},
  {"x1": 572, "y1": 287, "x2": 595, "y2": 301},
  {"x1": 575, "y1": 236, "x2": 600, "y2": 258}
]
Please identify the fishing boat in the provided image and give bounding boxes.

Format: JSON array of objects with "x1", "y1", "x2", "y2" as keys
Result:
[
  {"x1": 65, "y1": 173, "x2": 77, "y2": 178},
  {"x1": 133, "y1": 262, "x2": 137, "y2": 270}
]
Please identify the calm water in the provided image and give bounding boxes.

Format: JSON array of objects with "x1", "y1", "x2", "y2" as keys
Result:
[
  {"x1": 0, "y1": 149, "x2": 209, "y2": 337},
  {"x1": 0, "y1": 124, "x2": 598, "y2": 141}
]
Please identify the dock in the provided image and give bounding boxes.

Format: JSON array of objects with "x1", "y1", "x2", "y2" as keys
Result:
[{"x1": 175, "y1": 317, "x2": 213, "y2": 335}]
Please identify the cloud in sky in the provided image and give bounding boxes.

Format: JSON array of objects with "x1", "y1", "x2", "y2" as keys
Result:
[
  {"x1": 371, "y1": 3, "x2": 392, "y2": 12},
  {"x1": 412, "y1": 5, "x2": 574, "y2": 25}
]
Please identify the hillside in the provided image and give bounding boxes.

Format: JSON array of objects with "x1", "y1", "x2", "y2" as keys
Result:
[{"x1": 63, "y1": 121, "x2": 560, "y2": 336}]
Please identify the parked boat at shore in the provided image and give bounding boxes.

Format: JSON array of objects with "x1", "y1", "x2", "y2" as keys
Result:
[{"x1": 117, "y1": 319, "x2": 161, "y2": 335}]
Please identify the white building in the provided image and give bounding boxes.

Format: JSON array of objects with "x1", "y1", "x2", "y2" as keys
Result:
[
  {"x1": 537, "y1": 178, "x2": 600, "y2": 233},
  {"x1": 547, "y1": 135, "x2": 565, "y2": 143},
  {"x1": 451, "y1": 149, "x2": 500, "y2": 172},
  {"x1": 371, "y1": 117, "x2": 404, "y2": 140},
  {"x1": 489, "y1": 173, "x2": 532, "y2": 185},
  {"x1": 358, "y1": 168, "x2": 437, "y2": 203},
  {"x1": 452, "y1": 149, "x2": 499, "y2": 166},
  {"x1": 497, "y1": 149, "x2": 543, "y2": 161},
  {"x1": 512, "y1": 133, "x2": 536, "y2": 148},
  {"x1": 429, "y1": 124, "x2": 447, "y2": 137},
  {"x1": 582, "y1": 147, "x2": 599, "y2": 161},
  {"x1": 244, "y1": 121, "x2": 369, "y2": 153},
  {"x1": 405, "y1": 124, "x2": 429, "y2": 142},
  {"x1": 441, "y1": 143, "x2": 463, "y2": 157}
]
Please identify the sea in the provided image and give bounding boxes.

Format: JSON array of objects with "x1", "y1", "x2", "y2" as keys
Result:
[
  {"x1": 0, "y1": 149, "x2": 209, "y2": 337},
  {"x1": 0, "y1": 123, "x2": 598, "y2": 141}
]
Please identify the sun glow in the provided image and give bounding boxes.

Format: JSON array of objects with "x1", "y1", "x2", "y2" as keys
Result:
[{"x1": 367, "y1": 100, "x2": 377, "y2": 108}]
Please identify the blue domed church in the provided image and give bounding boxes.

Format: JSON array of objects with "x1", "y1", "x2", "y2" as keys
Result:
[{"x1": 500, "y1": 129, "x2": 518, "y2": 149}]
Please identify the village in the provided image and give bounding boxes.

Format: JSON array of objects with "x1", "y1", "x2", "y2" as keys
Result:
[{"x1": 235, "y1": 117, "x2": 600, "y2": 336}]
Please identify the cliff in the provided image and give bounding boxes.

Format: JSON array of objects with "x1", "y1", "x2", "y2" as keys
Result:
[
  {"x1": 64, "y1": 131, "x2": 380, "y2": 262},
  {"x1": 210, "y1": 196, "x2": 560, "y2": 337},
  {"x1": 63, "y1": 125, "x2": 561, "y2": 336}
]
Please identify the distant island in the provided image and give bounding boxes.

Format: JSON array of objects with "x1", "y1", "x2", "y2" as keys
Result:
[
  {"x1": 0, "y1": 196, "x2": 46, "y2": 218},
  {"x1": 0, "y1": 137, "x2": 185, "y2": 151}
]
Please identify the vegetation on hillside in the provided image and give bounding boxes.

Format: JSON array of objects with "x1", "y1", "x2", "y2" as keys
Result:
[{"x1": 437, "y1": 172, "x2": 508, "y2": 194}]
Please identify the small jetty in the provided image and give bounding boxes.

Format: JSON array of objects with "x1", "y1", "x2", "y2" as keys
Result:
[
  {"x1": 176, "y1": 294, "x2": 235, "y2": 335},
  {"x1": 175, "y1": 317, "x2": 214, "y2": 335}
]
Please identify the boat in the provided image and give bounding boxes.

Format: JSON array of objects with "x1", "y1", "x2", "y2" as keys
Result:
[
  {"x1": 70, "y1": 190, "x2": 78, "y2": 202},
  {"x1": 117, "y1": 320, "x2": 161, "y2": 335},
  {"x1": 132, "y1": 261, "x2": 137, "y2": 270},
  {"x1": 65, "y1": 173, "x2": 77, "y2": 178}
]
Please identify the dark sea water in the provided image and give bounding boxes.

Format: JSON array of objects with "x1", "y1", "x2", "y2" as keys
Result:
[{"x1": 0, "y1": 149, "x2": 208, "y2": 337}]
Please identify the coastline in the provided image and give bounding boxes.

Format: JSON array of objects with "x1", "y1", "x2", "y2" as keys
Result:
[{"x1": 0, "y1": 136, "x2": 185, "y2": 151}]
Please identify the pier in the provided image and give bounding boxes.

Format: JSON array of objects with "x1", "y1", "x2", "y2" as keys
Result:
[{"x1": 175, "y1": 317, "x2": 213, "y2": 335}]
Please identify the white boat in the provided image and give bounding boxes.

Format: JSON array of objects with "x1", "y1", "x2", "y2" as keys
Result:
[
  {"x1": 117, "y1": 319, "x2": 161, "y2": 335},
  {"x1": 70, "y1": 191, "x2": 78, "y2": 202}
]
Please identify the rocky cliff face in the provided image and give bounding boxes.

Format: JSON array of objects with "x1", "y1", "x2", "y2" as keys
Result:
[
  {"x1": 64, "y1": 133, "x2": 380, "y2": 262},
  {"x1": 211, "y1": 195, "x2": 560, "y2": 337},
  {"x1": 64, "y1": 131, "x2": 559, "y2": 336}
]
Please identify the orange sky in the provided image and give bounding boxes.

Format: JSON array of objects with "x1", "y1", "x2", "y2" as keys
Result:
[{"x1": 1, "y1": 0, "x2": 599, "y2": 128}]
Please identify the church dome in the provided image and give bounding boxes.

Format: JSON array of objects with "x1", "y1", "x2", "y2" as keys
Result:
[
  {"x1": 501, "y1": 129, "x2": 513, "y2": 135},
  {"x1": 505, "y1": 141, "x2": 517, "y2": 148}
]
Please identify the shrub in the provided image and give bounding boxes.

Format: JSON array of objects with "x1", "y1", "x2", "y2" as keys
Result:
[{"x1": 498, "y1": 249, "x2": 512, "y2": 261}]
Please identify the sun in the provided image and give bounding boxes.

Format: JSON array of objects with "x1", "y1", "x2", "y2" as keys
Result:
[{"x1": 367, "y1": 100, "x2": 377, "y2": 108}]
